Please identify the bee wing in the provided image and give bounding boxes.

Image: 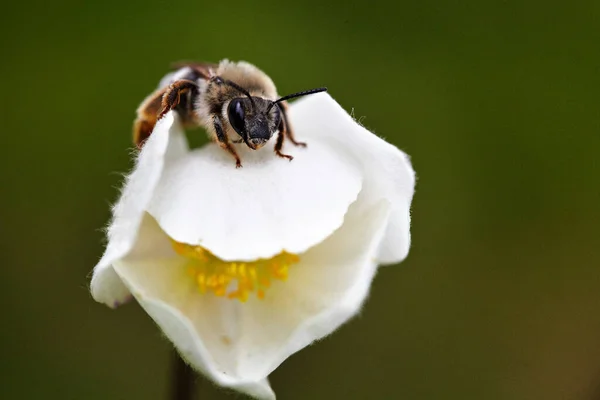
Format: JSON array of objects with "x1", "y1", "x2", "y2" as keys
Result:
[{"x1": 170, "y1": 61, "x2": 218, "y2": 80}]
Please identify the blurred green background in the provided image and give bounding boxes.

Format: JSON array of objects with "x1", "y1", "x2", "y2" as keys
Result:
[{"x1": 1, "y1": 0, "x2": 599, "y2": 399}]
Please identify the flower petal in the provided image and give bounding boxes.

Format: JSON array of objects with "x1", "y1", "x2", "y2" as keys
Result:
[
  {"x1": 146, "y1": 135, "x2": 363, "y2": 261},
  {"x1": 134, "y1": 299, "x2": 275, "y2": 400},
  {"x1": 91, "y1": 112, "x2": 188, "y2": 307},
  {"x1": 113, "y1": 214, "x2": 275, "y2": 399},
  {"x1": 289, "y1": 93, "x2": 416, "y2": 264},
  {"x1": 230, "y1": 197, "x2": 391, "y2": 380}
]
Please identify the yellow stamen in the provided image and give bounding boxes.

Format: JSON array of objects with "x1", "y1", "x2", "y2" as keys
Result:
[{"x1": 171, "y1": 240, "x2": 300, "y2": 302}]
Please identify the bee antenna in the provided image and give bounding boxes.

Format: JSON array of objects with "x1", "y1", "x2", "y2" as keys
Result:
[
  {"x1": 266, "y1": 87, "x2": 328, "y2": 113},
  {"x1": 218, "y1": 78, "x2": 256, "y2": 108}
]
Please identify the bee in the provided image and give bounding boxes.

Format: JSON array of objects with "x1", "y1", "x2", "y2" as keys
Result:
[{"x1": 133, "y1": 60, "x2": 327, "y2": 168}]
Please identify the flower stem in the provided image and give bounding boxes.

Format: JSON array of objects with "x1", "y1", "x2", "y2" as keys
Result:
[{"x1": 170, "y1": 350, "x2": 196, "y2": 400}]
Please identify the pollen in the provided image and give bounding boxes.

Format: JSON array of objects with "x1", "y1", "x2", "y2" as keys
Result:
[{"x1": 171, "y1": 240, "x2": 300, "y2": 302}]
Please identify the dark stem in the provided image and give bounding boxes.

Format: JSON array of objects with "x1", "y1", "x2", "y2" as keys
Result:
[{"x1": 170, "y1": 350, "x2": 196, "y2": 400}]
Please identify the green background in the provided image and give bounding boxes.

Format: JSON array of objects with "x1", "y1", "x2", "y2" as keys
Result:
[{"x1": 2, "y1": 0, "x2": 599, "y2": 399}]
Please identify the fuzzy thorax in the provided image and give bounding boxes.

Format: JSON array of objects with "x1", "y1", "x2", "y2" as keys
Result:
[{"x1": 171, "y1": 240, "x2": 299, "y2": 302}]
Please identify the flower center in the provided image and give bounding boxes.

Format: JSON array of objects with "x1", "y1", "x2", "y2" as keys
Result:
[{"x1": 171, "y1": 240, "x2": 300, "y2": 302}]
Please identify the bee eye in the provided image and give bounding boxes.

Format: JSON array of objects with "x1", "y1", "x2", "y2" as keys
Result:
[
  {"x1": 227, "y1": 99, "x2": 245, "y2": 135},
  {"x1": 272, "y1": 104, "x2": 281, "y2": 127}
]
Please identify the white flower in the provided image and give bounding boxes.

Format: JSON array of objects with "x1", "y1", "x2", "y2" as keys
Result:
[{"x1": 91, "y1": 93, "x2": 415, "y2": 399}]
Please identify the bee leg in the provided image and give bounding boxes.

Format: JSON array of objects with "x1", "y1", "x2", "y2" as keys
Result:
[
  {"x1": 133, "y1": 87, "x2": 167, "y2": 148},
  {"x1": 158, "y1": 79, "x2": 199, "y2": 119},
  {"x1": 279, "y1": 101, "x2": 307, "y2": 147},
  {"x1": 133, "y1": 79, "x2": 198, "y2": 148},
  {"x1": 274, "y1": 129, "x2": 293, "y2": 161},
  {"x1": 214, "y1": 116, "x2": 242, "y2": 168}
]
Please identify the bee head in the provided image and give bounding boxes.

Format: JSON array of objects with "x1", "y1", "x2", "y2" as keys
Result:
[
  {"x1": 220, "y1": 78, "x2": 327, "y2": 150},
  {"x1": 227, "y1": 97, "x2": 280, "y2": 150}
]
